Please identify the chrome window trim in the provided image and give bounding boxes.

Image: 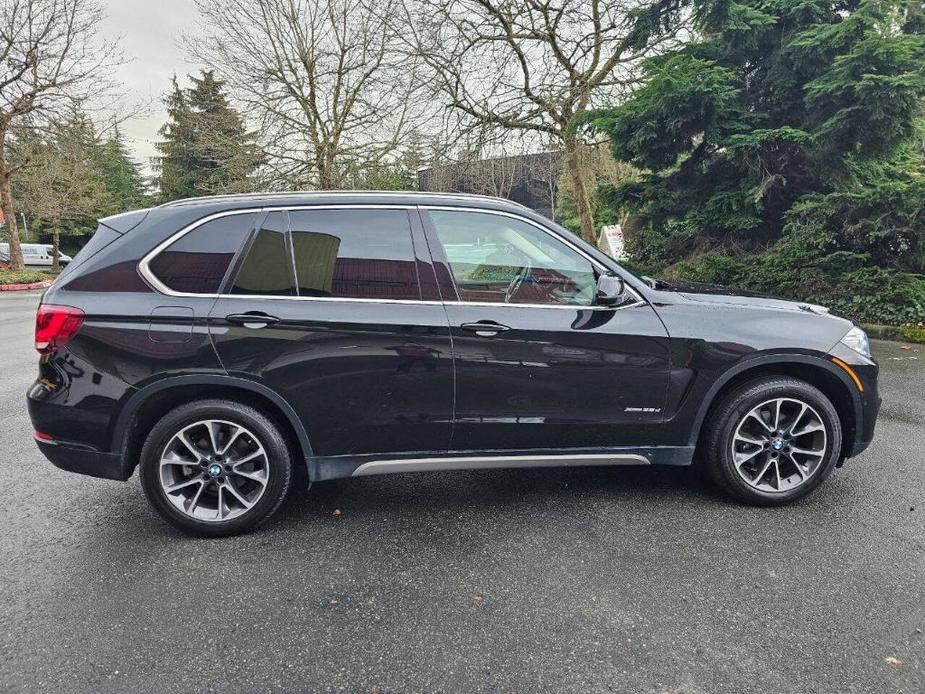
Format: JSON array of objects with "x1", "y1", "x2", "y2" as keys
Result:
[
  {"x1": 423, "y1": 206, "x2": 609, "y2": 272},
  {"x1": 420, "y1": 206, "x2": 644, "y2": 310},
  {"x1": 137, "y1": 203, "x2": 646, "y2": 312},
  {"x1": 138, "y1": 205, "x2": 415, "y2": 298},
  {"x1": 138, "y1": 208, "x2": 263, "y2": 298}
]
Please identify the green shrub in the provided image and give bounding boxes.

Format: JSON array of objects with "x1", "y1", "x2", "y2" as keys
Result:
[
  {"x1": 0, "y1": 269, "x2": 52, "y2": 285},
  {"x1": 659, "y1": 252, "x2": 925, "y2": 326},
  {"x1": 902, "y1": 326, "x2": 925, "y2": 343},
  {"x1": 584, "y1": 0, "x2": 925, "y2": 330},
  {"x1": 666, "y1": 255, "x2": 747, "y2": 285}
]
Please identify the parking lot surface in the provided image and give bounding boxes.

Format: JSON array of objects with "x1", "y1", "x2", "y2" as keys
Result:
[{"x1": 1, "y1": 289, "x2": 923, "y2": 693}]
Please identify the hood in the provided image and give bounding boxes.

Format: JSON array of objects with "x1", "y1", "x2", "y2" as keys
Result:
[{"x1": 645, "y1": 277, "x2": 830, "y2": 315}]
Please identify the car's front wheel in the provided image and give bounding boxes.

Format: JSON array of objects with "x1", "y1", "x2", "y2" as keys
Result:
[
  {"x1": 704, "y1": 376, "x2": 843, "y2": 505},
  {"x1": 139, "y1": 399, "x2": 293, "y2": 536}
]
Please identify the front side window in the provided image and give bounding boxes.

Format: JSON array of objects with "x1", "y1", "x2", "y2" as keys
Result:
[
  {"x1": 148, "y1": 213, "x2": 256, "y2": 294},
  {"x1": 425, "y1": 210, "x2": 597, "y2": 306},
  {"x1": 289, "y1": 209, "x2": 420, "y2": 300}
]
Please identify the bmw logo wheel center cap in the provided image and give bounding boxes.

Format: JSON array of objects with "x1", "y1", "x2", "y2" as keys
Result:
[
  {"x1": 208, "y1": 463, "x2": 223, "y2": 478},
  {"x1": 771, "y1": 438, "x2": 785, "y2": 451}
]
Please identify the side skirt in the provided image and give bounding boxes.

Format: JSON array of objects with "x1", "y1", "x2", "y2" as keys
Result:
[{"x1": 311, "y1": 446, "x2": 695, "y2": 481}]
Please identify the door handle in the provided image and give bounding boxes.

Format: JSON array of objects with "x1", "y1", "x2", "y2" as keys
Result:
[
  {"x1": 225, "y1": 312, "x2": 280, "y2": 329},
  {"x1": 461, "y1": 321, "x2": 511, "y2": 337}
]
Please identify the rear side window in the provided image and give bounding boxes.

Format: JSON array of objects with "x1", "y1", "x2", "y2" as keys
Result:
[
  {"x1": 148, "y1": 213, "x2": 256, "y2": 294},
  {"x1": 289, "y1": 209, "x2": 420, "y2": 300},
  {"x1": 230, "y1": 212, "x2": 295, "y2": 296}
]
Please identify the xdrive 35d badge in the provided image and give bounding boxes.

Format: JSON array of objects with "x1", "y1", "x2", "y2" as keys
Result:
[{"x1": 27, "y1": 192, "x2": 880, "y2": 536}]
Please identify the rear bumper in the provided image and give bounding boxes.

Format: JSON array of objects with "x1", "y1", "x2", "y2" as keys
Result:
[
  {"x1": 34, "y1": 438, "x2": 129, "y2": 481},
  {"x1": 27, "y1": 364, "x2": 132, "y2": 480}
]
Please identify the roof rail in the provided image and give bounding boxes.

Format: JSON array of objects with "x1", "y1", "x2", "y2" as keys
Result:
[{"x1": 157, "y1": 190, "x2": 529, "y2": 209}]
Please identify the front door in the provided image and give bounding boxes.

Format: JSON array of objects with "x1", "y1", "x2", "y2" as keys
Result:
[
  {"x1": 420, "y1": 208, "x2": 670, "y2": 452},
  {"x1": 209, "y1": 207, "x2": 454, "y2": 458}
]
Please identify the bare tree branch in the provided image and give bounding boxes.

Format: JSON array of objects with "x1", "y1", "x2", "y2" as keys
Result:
[
  {"x1": 0, "y1": 0, "x2": 124, "y2": 270},
  {"x1": 188, "y1": 0, "x2": 438, "y2": 190},
  {"x1": 397, "y1": 0, "x2": 686, "y2": 241}
]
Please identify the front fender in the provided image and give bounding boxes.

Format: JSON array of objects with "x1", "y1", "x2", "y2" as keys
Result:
[{"x1": 685, "y1": 352, "x2": 864, "y2": 450}]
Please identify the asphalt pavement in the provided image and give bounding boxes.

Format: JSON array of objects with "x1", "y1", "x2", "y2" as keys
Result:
[{"x1": 0, "y1": 289, "x2": 923, "y2": 693}]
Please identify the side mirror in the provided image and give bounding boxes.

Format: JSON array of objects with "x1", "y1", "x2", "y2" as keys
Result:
[{"x1": 596, "y1": 274, "x2": 627, "y2": 306}]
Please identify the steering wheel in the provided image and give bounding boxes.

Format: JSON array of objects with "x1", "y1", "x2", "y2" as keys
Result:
[{"x1": 504, "y1": 263, "x2": 531, "y2": 303}]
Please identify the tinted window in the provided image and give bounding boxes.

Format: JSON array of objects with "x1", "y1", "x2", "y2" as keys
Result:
[
  {"x1": 149, "y1": 213, "x2": 256, "y2": 294},
  {"x1": 290, "y1": 209, "x2": 420, "y2": 300},
  {"x1": 230, "y1": 212, "x2": 295, "y2": 296},
  {"x1": 426, "y1": 210, "x2": 597, "y2": 306}
]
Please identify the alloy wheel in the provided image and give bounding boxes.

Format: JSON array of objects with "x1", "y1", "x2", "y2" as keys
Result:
[
  {"x1": 731, "y1": 397, "x2": 828, "y2": 493},
  {"x1": 158, "y1": 419, "x2": 270, "y2": 522}
]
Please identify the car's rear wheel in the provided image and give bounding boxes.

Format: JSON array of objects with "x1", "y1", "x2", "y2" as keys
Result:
[
  {"x1": 704, "y1": 376, "x2": 842, "y2": 505},
  {"x1": 139, "y1": 400, "x2": 293, "y2": 536}
]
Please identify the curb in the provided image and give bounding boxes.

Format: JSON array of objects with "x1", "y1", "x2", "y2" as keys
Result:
[{"x1": 0, "y1": 279, "x2": 53, "y2": 292}]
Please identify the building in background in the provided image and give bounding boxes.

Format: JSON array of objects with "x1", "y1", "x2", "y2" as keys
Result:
[{"x1": 417, "y1": 151, "x2": 562, "y2": 220}]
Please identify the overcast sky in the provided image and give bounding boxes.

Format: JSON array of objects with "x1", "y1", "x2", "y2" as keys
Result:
[{"x1": 101, "y1": 0, "x2": 203, "y2": 169}]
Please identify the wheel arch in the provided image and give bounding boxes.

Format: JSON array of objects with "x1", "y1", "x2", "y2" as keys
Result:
[
  {"x1": 690, "y1": 354, "x2": 861, "y2": 461},
  {"x1": 112, "y1": 375, "x2": 314, "y2": 480}
]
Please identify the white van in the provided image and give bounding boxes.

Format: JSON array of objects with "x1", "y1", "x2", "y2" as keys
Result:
[{"x1": 0, "y1": 243, "x2": 72, "y2": 268}]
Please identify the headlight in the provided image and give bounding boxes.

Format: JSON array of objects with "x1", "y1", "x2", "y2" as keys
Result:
[{"x1": 840, "y1": 326, "x2": 871, "y2": 358}]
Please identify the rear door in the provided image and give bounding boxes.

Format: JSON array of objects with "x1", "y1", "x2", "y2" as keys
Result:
[
  {"x1": 420, "y1": 207, "x2": 670, "y2": 452},
  {"x1": 209, "y1": 206, "x2": 454, "y2": 458}
]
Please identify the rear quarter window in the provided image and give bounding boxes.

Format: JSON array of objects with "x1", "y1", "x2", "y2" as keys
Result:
[{"x1": 148, "y1": 213, "x2": 257, "y2": 294}]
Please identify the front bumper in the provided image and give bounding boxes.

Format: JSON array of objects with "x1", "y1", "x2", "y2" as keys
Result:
[{"x1": 828, "y1": 342, "x2": 880, "y2": 460}]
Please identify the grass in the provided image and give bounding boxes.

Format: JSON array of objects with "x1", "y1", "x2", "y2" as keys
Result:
[
  {"x1": 0, "y1": 269, "x2": 53, "y2": 285},
  {"x1": 861, "y1": 323, "x2": 925, "y2": 345}
]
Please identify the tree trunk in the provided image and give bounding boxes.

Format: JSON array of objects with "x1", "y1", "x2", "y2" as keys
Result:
[
  {"x1": 316, "y1": 146, "x2": 337, "y2": 190},
  {"x1": 51, "y1": 227, "x2": 60, "y2": 271},
  {"x1": 0, "y1": 166, "x2": 25, "y2": 271},
  {"x1": 562, "y1": 137, "x2": 595, "y2": 244}
]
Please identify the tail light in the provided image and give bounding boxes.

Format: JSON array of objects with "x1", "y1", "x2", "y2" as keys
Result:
[{"x1": 35, "y1": 305, "x2": 84, "y2": 355}]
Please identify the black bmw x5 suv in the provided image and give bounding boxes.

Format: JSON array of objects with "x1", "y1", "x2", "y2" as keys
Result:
[{"x1": 28, "y1": 192, "x2": 880, "y2": 536}]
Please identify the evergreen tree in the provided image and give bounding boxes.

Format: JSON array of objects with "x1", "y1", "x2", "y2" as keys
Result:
[
  {"x1": 154, "y1": 71, "x2": 262, "y2": 202},
  {"x1": 13, "y1": 111, "x2": 108, "y2": 268},
  {"x1": 186, "y1": 70, "x2": 263, "y2": 194},
  {"x1": 98, "y1": 125, "x2": 147, "y2": 212},
  {"x1": 154, "y1": 76, "x2": 200, "y2": 201},
  {"x1": 588, "y1": 0, "x2": 925, "y2": 324}
]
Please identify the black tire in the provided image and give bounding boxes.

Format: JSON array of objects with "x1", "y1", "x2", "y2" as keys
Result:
[
  {"x1": 139, "y1": 399, "x2": 293, "y2": 537},
  {"x1": 703, "y1": 376, "x2": 842, "y2": 505}
]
